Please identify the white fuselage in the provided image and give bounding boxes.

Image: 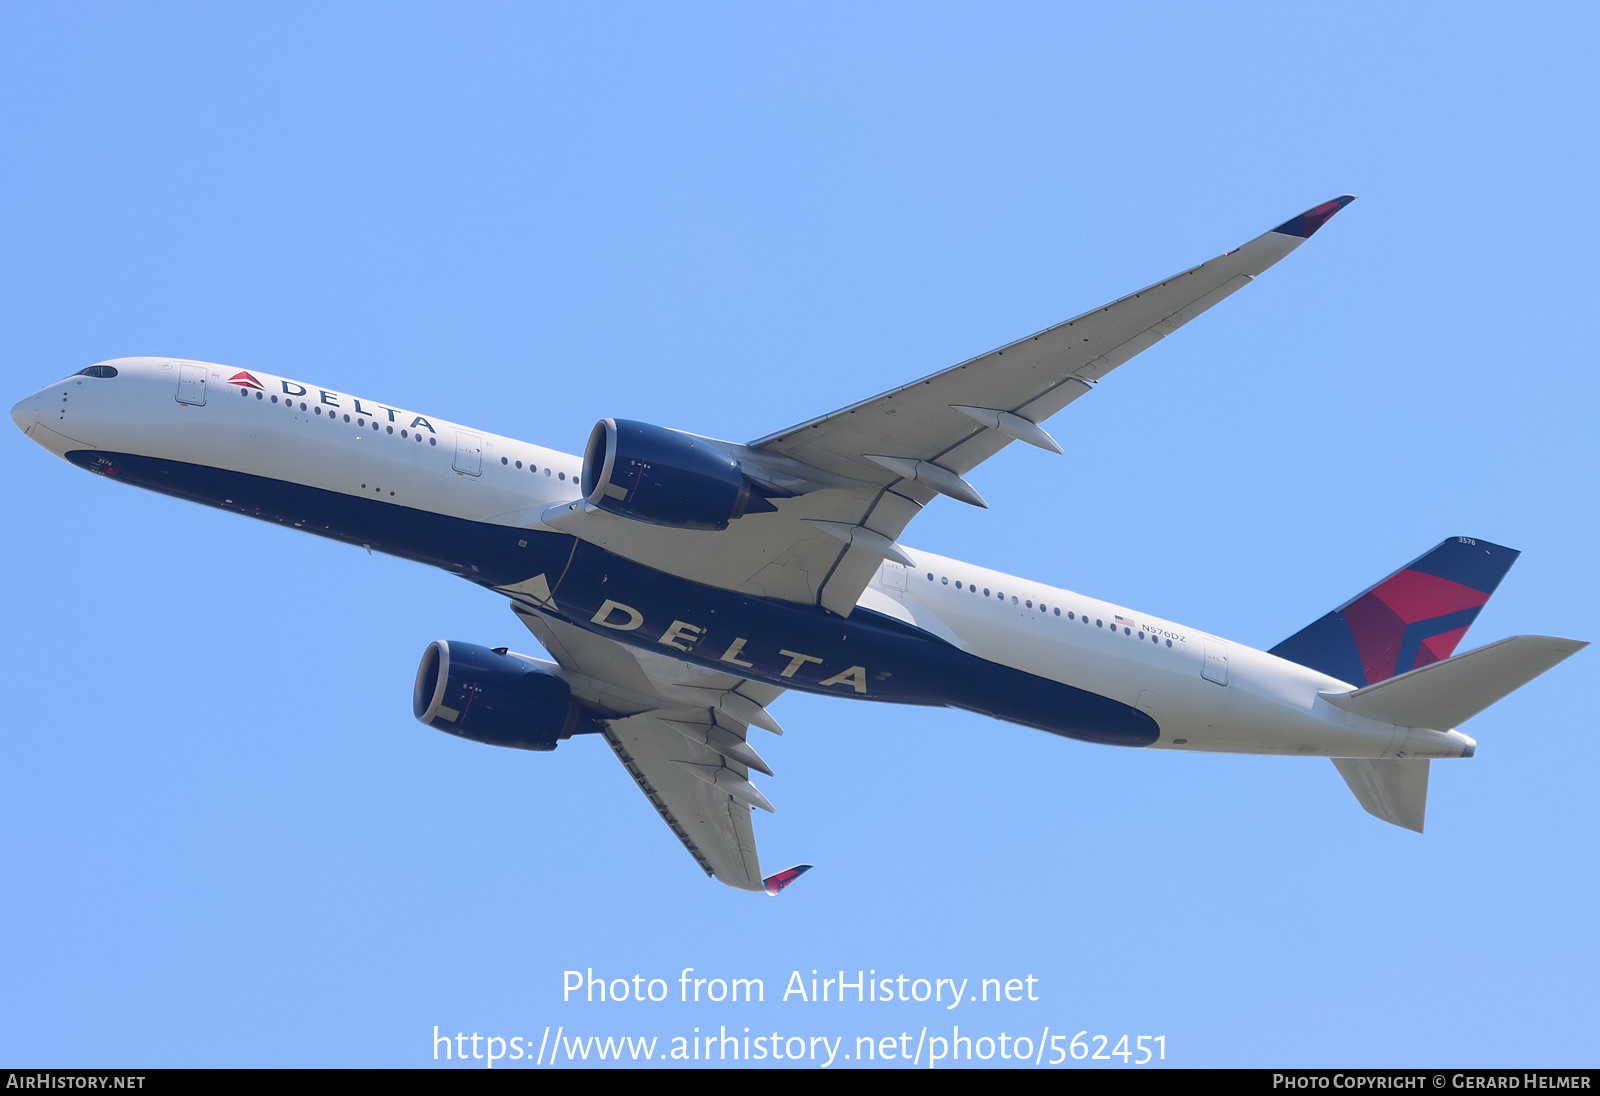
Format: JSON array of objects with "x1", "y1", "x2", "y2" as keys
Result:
[{"x1": 12, "y1": 358, "x2": 1476, "y2": 762}]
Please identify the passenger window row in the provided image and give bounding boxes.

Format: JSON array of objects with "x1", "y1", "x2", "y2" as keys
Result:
[
  {"x1": 246, "y1": 387, "x2": 442, "y2": 446},
  {"x1": 242, "y1": 386, "x2": 578, "y2": 479},
  {"x1": 925, "y1": 571, "x2": 1173, "y2": 647},
  {"x1": 500, "y1": 455, "x2": 568, "y2": 481}
]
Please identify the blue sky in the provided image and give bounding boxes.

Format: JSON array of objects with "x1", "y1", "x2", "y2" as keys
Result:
[{"x1": 2, "y1": 2, "x2": 1595, "y2": 1068}]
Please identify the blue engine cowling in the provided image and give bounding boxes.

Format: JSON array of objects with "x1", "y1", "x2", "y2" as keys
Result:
[
  {"x1": 412, "y1": 640, "x2": 597, "y2": 751},
  {"x1": 580, "y1": 418, "x2": 777, "y2": 531}
]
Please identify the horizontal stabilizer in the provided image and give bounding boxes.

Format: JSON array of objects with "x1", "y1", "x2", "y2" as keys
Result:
[
  {"x1": 1332, "y1": 758, "x2": 1430, "y2": 832},
  {"x1": 1320, "y1": 635, "x2": 1586, "y2": 730}
]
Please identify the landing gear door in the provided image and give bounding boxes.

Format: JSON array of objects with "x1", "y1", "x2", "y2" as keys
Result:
[
  {"x1": 453, "y1": 431, "x2": 483, "y2": 476},
  {"x1": 176, "y1": 364, "x2": 207, "y2": 407},
  {"x1": 1202, "y1": 638, "x2": 1229, "y2": 686}
]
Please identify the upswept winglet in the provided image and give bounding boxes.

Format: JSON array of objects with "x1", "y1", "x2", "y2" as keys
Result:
[
  {"x1": 763, "y1": 864, "x2": 813, "y2": 896},
  {"x1": 1272, "y1": 194, "x2": 1357, "y2": 238}
]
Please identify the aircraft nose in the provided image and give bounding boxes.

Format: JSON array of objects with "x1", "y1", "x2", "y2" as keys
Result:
[{"x1": 11, "y1": 394, "x2": 39, "y2": 435}]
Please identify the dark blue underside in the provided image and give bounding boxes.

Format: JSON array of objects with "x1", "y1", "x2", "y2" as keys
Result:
[{"x1": 71, "y1": 449, "x2": 1158, "y2": 747}]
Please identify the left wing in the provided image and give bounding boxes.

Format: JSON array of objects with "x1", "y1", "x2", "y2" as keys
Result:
[
  {"x1": 542, "y1": 198, "x2": 1355, "y2": 616},
  {"x1": 511, "y1": 603, "x2": 786, "y2": 891}
]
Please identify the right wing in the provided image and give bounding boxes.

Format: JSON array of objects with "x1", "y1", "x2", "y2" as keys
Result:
[{"x1": 511, "y1": 603, "x2": 785, "y2": 892}]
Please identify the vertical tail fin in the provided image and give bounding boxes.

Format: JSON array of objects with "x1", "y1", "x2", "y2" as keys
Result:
[{"x1": 1269, "y1": 536, "x2": 1520, "y2": 687}]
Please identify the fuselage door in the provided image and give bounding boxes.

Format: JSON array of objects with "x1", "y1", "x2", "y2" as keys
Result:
[
  {"x1": 453, "y1": 431, "x2": 483, "y2": 476},
  {"x1": 1202, "y1": 638, "x2": 1230, "y2": 686},
  {"x1": 176, "y1": 364, "x2": 207, "y2": 407},
  {"x1": 880, "y1": 561, "x2": 908, "y2": 591}
]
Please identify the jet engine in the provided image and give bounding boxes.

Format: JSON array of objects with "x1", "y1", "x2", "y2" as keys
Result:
[
  {"x1": 580, "y1": 418, "x2": 777, "y2": 531},
  {"x1": 412, "y1": 640, "x2": 598, "y2": 751}
]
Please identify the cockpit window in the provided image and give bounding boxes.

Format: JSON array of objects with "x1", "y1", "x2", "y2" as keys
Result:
[{"x1": 76, "y1": 365, "x2": 119, "y2": 378}]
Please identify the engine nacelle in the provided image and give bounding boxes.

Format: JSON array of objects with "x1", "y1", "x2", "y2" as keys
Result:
[
  {"x1": 412, "y1": 640, "x2": 594, "y2": 752},
  {"x1": 581, "y1": 418, "x2": 775, "y2": 531}
]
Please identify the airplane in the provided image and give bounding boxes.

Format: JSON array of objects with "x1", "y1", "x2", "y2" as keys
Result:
[{"x1": 11, "y1": 196, "x2": 1584, "y2": 895}]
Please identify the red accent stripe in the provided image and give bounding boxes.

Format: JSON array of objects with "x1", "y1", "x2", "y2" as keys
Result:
[{"x1": 1370, "y1": 569, "x2": 1489, "y2": 624}]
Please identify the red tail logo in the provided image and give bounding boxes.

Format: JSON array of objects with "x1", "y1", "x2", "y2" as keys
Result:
[{"x1": 227, "y1": 371, "x2": 264, "y2": 390}]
